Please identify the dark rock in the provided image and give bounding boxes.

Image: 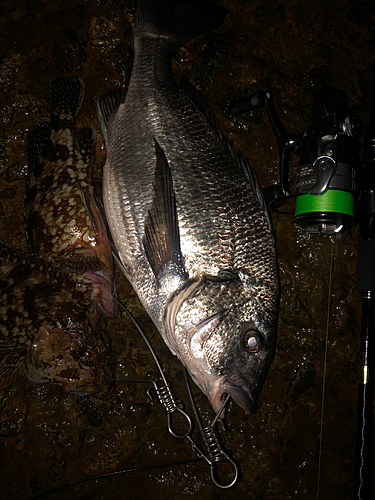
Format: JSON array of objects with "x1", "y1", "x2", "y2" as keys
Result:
[
  {"x1": 308, "y1": 65, "x2": 335, "y2": 89},
  {"x1": 254, "y1": 3, "x2": 272, "y2": 19},
  {"x1": 29, "y1": 475, "x2": 40, "y2": 494},
  {"x1": 113, "y1": 41, "x2": 133, "y2": 87},
  {"x1": 350, "y1": 1, "x2": 375, "y2": 26},
  {"x1": 0, "y1": 140, "x2": 5, "y2": 169},
  {"x1": 5, "y1": 163, "x2": 28, "y2": 182},
  {"x1": 95, "y1": 0, "x2": 136, "y2": 13},
  {"x1": 194, "y1": 36, "x2": 228, "y2": 90},
  {"x1": 52, "y1": 28, "x2": 87, "y2": 73},
  {"x1": 347, "y1": 32, "x2": 361, "y2": 44},
  {"x1": 289, "y1": 363, "x2": 315, "y2": 403},
  {"x1": 0, "y1": 420, "x2": 18, "y2": 437},
  {"x1": 0, "y1": 187, "x2": 17, "y2": 201},
  {"x1": 9, "y1": 4, "x2": 32, "y2": 23},
  {"x1": 75, "y1": 395, "x2": 103, "y2": 428},
  {"x1": 276, "y1": 4, "x2": 286, "y2": 20}
]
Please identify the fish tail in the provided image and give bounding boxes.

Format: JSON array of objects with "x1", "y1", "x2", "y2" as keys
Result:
[
  {"x1": 50, "y1": 77, "x2": 84, "y2": 124},
  {"x1": 136, "y1": 0, "x2": 227, "y2": 48}
]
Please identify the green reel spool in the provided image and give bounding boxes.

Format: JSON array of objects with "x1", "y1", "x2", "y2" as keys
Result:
[{"x1": 294, "y1": 190, "x2": 354, "y2": 234}]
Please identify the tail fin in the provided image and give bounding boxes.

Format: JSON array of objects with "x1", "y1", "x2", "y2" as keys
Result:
[{"x1": 136, "y1": 0, "x2": 226, "y2": 48}]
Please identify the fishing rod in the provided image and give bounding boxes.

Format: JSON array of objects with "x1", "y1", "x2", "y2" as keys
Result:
[
  {"x1": 354, "y1": 64, "x2": 375, "y2": 500},
  {"x1": 230, "y1": 78, "x2": 374, "y2": 497}
]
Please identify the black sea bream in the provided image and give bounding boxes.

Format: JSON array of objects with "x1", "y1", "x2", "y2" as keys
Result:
[
  {"x1": 25, "y1": 77, "x2": 117, "y2": 319},
  {"x1": 0, "y1": 241, "x2": 113, "y2": 392},
  {"x1": 98, "y1": 0, "x2": 280, "y2": 414}
]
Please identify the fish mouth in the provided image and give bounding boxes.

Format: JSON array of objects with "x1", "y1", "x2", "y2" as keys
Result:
[{"x1": 209, "y1": 372, "x2": 255, "y2": 415}]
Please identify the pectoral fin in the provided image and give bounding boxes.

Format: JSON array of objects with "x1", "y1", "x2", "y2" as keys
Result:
[
  {"x1": 163, "y1": 278, "x2": 202, "y2": 356},
  {"x1": 80, "y1": 183, "x2": 109, "y2": 243},
  {"x1": 143, "y1": 140, "x2": 187, "y2": 286},
  {"x1": 0, "y1": 350, "x2": 25, "y2": 390},
  {"x1": 55, "y1": 250, "x2": 104, "y2": 273}
]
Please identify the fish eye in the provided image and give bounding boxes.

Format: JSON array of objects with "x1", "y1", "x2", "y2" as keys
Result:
[
  {"x1": 243, "y1": 329, "x2": 262, "y2": 353},
  {"x1": 79, "y1": 356, "x2": 90, "y2": 370}
]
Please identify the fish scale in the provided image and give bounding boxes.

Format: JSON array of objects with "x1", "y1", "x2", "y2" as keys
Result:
[
  {"x1": 98, "y1": 0, "x2": 280, "y2": 414},
  {"x1": 25, "y1": 77, "x2": 117, "y2": 318},
  {"x1": 0, "y1": 241, "x2": 114, "y2": 392}
]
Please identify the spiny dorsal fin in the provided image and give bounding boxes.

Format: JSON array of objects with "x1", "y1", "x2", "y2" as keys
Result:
[
  {"x1": 26, "y1": 122, "x2": 52, "y2": 179},
  {"x1": 179, "y1": 76, "x2": 274, "y2": 236},
  {"x1": 76, "y1": 126, "x2": 96, "y2": 166},
  {"x1": 96, "y1": 89, "x2": 126, "y2": 146}
]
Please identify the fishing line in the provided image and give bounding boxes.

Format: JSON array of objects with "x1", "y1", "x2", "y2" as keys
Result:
[
  {"x1": 113, "y1": 296, "x2": 167, "y2": 386},
  {"x1": 183, "y1": 366, "x2": 239, "y2": 488},
  {"x1": 316, "y1": 237, "x2": 335, "y2": 499},
  {"x1": 29, "y1": 458, "x2": 202, "y2": 500},
  {"x1": 113, "y1": 296, "x2": 192, "y2": 438},
  {"x1": 115, "y1": 296, "x2": 238, "y2": 488},
  {"x1": 29, "y1": 297, "x2": 206, "y2": 500}
]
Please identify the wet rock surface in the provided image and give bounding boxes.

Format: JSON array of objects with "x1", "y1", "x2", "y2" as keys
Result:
[{"x1": 0, "y1": 0, "x2": 374, "y2": 498}]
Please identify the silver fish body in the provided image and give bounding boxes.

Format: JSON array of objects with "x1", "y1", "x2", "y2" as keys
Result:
[{"x1": 99, "y1": 0, "x2": 279, "y2": 413}]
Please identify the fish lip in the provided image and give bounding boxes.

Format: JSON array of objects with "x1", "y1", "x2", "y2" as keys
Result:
[{"x1": 209, "y1": 372, "x2": 255, "y2": 415}]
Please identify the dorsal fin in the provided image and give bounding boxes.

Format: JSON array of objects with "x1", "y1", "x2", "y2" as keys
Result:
[
  {"x1": 26, "y1": 122, "x2": 52, "y2": 179},
  {"x1": 96, "y1": 89, "x2": 126, "y2": 146},
  {"x1": 179, "y1": 76, "x2": 274, "y2": 236},
  {"x1": 76, "y1": 126, "x2": 96, "y2": 166}
]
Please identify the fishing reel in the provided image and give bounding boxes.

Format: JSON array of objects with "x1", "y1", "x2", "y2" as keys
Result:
[{"x1": 230, "y1": 86, "x2": 363, "y2": 235}]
